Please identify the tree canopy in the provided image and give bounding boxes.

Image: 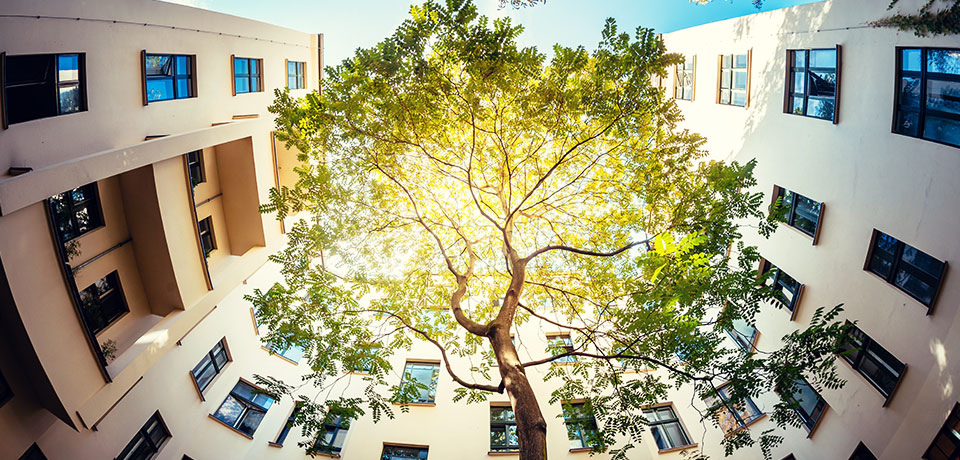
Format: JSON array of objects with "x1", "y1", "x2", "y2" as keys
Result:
[{"x1": 253, "y1": 1, "x2": 850, "y2": 458}]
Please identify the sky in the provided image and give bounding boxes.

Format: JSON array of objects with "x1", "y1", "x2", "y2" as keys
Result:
[{"x1": 163, "y1": 0, "x2": 823, "y2": 66}]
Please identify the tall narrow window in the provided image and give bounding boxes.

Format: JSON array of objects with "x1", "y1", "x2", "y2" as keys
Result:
[
  {"x1": 924, "y1": 402, "x2": 960, "y2": 460},
  {"x1": 643, "y1": 405, "x2": 693, "y2": 451},
  {"x1": 144, "y1": 54, "x2": 194, "y2": 102},
  {"x1": 547, "y1": 333, "x2": 576, "y2": 363},
  {"x1": 850, "y1": 442, "x2": 878, "y2": 460},
  {"x1": 704, "y1": 384, "x2": 763, "y2": 434},
  {"x1": 18, "y1": 444, "x2": 48, "y2": 460},
  {"x1": 727, "y1": 318, "x2": 758, "y2": 353},
  {"x1": 116, "y1": 412, "x2": 171, "y2": 460},
  {"x1": 50, "y1": 183, "x2": 104, "y2": 242},
  {"x1": 675, "y1": 55, "x2": 695, "y2": 101},
  {"x1": 191, "y1": 339, "x2": 229, "y2": 394},
  {"x1": 490, "y1": 405, "x2": 519, "y2": 452},
  {"x1": 786, "y1": 48, "x2": 838, "y2": 121},
  {"x1": 273, "y1": 404, "x2": 301, "y2": 446},
  {"x1": 773, "y1": 186, "x2": 823, "y2": 239},
  {"x1": 399, "y1": 362, "x2": 440, "y2": 404},
  {"x1": 3, "y1": 53, "x2": 86, "y2": 125},
  {"x1": 197, "y1": 216, "x2": 216, "y2": 258},
  {"x1": 381, "y1": 445, "x2": 428, "y2": 459},
  {"x1": 287, "y1": 60, "x2": 305, "y2": 89},
  {"x1": 894, "y1": 47, "x2": 960, "y2": 148},
  {"x1": 838, "y1": 323, "x2": 906, "y2": 400},
  {"x1": 761, "y1": 259, "x2": 802, "y2": 313},
  {"x1": 212, "y1": 381, "x2": 275, "y2": 436},
  {"x1": 233, "y1": 57, "x2": 262, "y2": 94},
  {"x1": 719, "y1": 53, "x2": 749, "y2": 106},
  {"x1": 313, "y1": 414, "x2": 350, "y2": 455},
  {"x1": 563, "y1": 401, "x2": 600, "y2": 449},
  {"x1": 78, "y1": 271, "x2": 128, "y2": 335},
  {"x1": 865, "y1": 229, "x2": 946, "y2": 308},
  {"x1": 780, "y1": 377, "x2": 827, "y2": 432},
  {"x1": 186, "y1": 150, "x2": 205, "y2": 186}
]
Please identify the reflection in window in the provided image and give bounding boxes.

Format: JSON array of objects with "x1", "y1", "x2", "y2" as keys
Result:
[
  {"x1": 704, "y1": 384, "x2": 762, "y2": 434},
  {"x1": 894, "y1": 47, "x2": 960, "y2": 148},
  {"x1": 761, "y1": 260, "x2": 802, "y2": 313},
  {"x1": 212, "y1": 381, "x2": 275, "y2": 436},
  {"x1": 191, "y1": 339, "x2": 229, "y2": 393},
  {"x1": 866, "y1": 229, "x2": 945, "y2": 308},
  {"x1": 838, "y1": 323, "x2": 905, "y2": 399},
  {"x1": 490, "y1": 405, "x2": 519, "y2": 452},
  {"x1": 3, "y1": 53, "x2": 86, "y2": 125},
  {"x1": 145, "y1": 54, "x2": 193, "y2": 102},
  {"x1": 50, "y1": 183, "x2": 104, "y2": 242},
  {"x1": 381, "y1": 445, "x2": 429, "y2": 460},
  {"x1": 773, "y1": 186, "x2": 822, "y2": 238},
  {"x1": 563, "y1": 402, "x2": 600, "y2": 449},
  {"x1": 399, "y1": 362, "x2": 440, "y2": 404},
  {"x1": 675, "y1": 55, "x2": 695, "y2": 101},
  {"x1": 313, "y1": 413, "x2": 349, "y2": 454},
  {"x1": 547, "y1": 334, "x2": 576, "y2": 363},
  {"x1": 287, "y1": 60, "x2": 305, "y2": 89},
  {"x1": 786, "y1": 48, "x2": 837, "y2": 121},
  {"x1": 116, "y1": 412, "x2": 170, "y2": 460},
  {"x1": 719, "y1": 53, "x2": 748, "y2": 106},
  {"x1": 644, "y1": 405, "x2": 693, "y2": 450},
  {"x1": 780, "y1": 377, "x2": 827, "y2": 431},
  {"x1": 79, "y1": 271, "x2": 128, "y2": 335},
  {"x1": 234, "y1": 57, "x2": 262, "y2": 94},
  {"x1": 727, "y1": 318, "x2": 758, "y2": 353},
  {"x1": 268, "y1": 342, "x2": 305, "y2": 364}
]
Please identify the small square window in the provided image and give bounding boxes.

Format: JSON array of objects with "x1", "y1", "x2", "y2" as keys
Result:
[
  {"x1": 785, "y1": 48, "x2": 839, "y2": 121},
  {"x1": 674, "y1": 55, "x2": 695, "y2": 101},
  {"x1": 78, "y1": 271, "x2": 128, "y2": 335},
  {"x1": 191, "y1": 338, "x2": 230, "y2": 394},
  {"x1": 865, "y1": 229, "x2": 946, "y2": 308},
  {"x1": 727, "y1": 319, "x2": 758, "y2": 353},
  {"x1": 234, "y1": 57, "x2": 263, "y2": 94},
  {"x1": 760, "y1": 259, "x2": 802, "y2": 313},
  {"x1": 212, "y1": 381, "x2": 275, "y2": 436},
  {"x1": 643, "y1": 405, "x2": 693, "y2": 450},
  {"x1": 772, "y1": 186, "x2": 823, "y2": 240},
  {"x1": 924, "y1": 402, "x2": 960, "y2": 459},
  {"x1": 399, "y1": 361, "x2": 440, "y2": 404},
  {"x1": 49, "y1": 182, "x2": 104, "y2": 243},
  {"x1": 144, "y1": 53, "x2": 194, "y2": 102},
  {"x1": 3, "y1": 53, "x2": 87, "y2": 125},
  {"x1": 779, "y1": 377, "x2": 827, "y2": 432}
]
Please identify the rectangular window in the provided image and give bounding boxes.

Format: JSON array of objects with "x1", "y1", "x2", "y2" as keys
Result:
[
  {"x1": 643, "y1": 405, "x2": 692, "y2": 451},
  {"x1": 850, "y1": 442, "x2": 878, "y2": 460},
  {"x1": 351, "y1": 344, "x2": 381, "y2": 373},
  {"x1": 719, "y1": 53, "x2": 749, "y2": 106},
  {"x1": 894, "y1": 47, "x2": 960, "y2": 148},
  {"x1": 865, "y1": 229, "x2": 946, "y2": 308},
  {"x1": 490, "y1": 405, "x2": 519, "y2": 452},
  {"x1": 78, "y1": 271, "x2": 128, "y2": 335},
  {"x1": 786, "y1": 48, "x2": 838, "y2": 121},
  {"x1": 924, "y1": 402, "x2": 960, "y2": 460},
  {"x1": 268, "y1": 342, "x2": 304, "y2": 364},
  {"x1": 198, "y1": 216, "x2": 216, "y2": 258},
  {"x1": 3, "y1": 53, "x2": 86, "y2": 125},
  {"x1": 0, "y1": 369, "x2": 11, "y2": 407},
  {"x1": 773, "y1": 186, "x2": 823, "y2": 239},
  {"x1": 563, "y1": 401, "x2": 600, "y2": 449},
  {"x1": 191, "y1": 338, "x2": 229, "y2": 394},
  {"x1": 674, "y1": 55, "x2": 695, "y2": 101},
  {"x1": 186, "y1": 150, "x2": 205, "y2": 186},
  {"x1": 116, "y1": 412, "x2": 171, "y2": 460},
  {"x1": 761, "y1": 259, "x2": 802, "y2": 313},
  {"x1": 838, "y1": 323, "x2": 906, "y2": 400},
  {"x1": 781, "y1": 377, "x2": 827, "y2": 432},
  {"x1": 400, "y1": 362, "x2": 440, "y2": 404},
  {"x1": 50, "y1": 183, "x2": 104, "y2": 243},
  {"x1": 233, "y1": 57, "x2": 262, "y2": 94},
  {"x1": 273, "y1": 404, "x2": 300, "y2": 446},
  {"x1": 212, "y1": 381, "x2": 275, "y2": 436},
  {"x1": 287, "y1": 60, "x2": 305, "y2": 89},
  {"x1": 144, "y1": 53, "x2": 194, "y2": 102},
  {"x1": 727, "y1": 318, "x2": 758, "y2": 353},
  {"x1": 547, "y1": 333, "x2": 576, "y2": 363},
  {"x1": 382, "y1": 445, "x2": 428, "y2": 459},
  {"x1": 313, "y1": 414, "x2": 349, "y2": 454},
  {"x1": 704, "y1": 384, "x2": 763, "y2": 434}
]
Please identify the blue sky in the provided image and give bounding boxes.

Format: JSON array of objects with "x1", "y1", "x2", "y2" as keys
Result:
[{"x1": 169, "y1": 0, "x2": 823, "y2": 65}]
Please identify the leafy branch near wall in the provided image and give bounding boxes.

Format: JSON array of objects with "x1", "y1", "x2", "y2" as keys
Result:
[{"x1": 870, "y1": 0, "x2": 960, "y2": 37}]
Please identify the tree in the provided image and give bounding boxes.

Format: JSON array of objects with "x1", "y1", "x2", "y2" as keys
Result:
[
  {"x1": 870, "y1": 0, "x2": 960, "y2": 37},
  {"x1": 253, "y1": 1, "x2": 850, "y2": 458}
]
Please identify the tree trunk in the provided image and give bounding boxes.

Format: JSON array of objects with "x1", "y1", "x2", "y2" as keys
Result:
[{"x1": 491, "y1": 327, "x2": 548, "y2": 460}]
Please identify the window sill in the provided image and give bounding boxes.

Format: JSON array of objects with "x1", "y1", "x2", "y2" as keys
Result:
[
  {"x1": 207, "y1": 414, "x2": 254, "y2": 439},
  {"x1": 312, "y1": 452, "x2": 341, "y2": 458},
  {"x1": 268, "y1": 442, "x2": 283, "y2": 448},
  {"x1": 488, "y1": 451, "x2": 520, "y2": 456},
  {"x1": 659, "y1": 444, "x2": 698, "y2": 454},
  {"x1": 569, "y1": 447, "x2": 595, "y2": 453},
  {"x1": 392, "y1": 401, "x2": 436, "y2": 407}
]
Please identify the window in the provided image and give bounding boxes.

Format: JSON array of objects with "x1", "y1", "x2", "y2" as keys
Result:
[
  {"x1": 273, "y1": 404, "x2": 300, "y2": 446},
  {"x1": 50, "y1": 183, "x2": 104, "y2": 242},
  {"x1": 924, "y1": 402, "x2": 960, "y2": 460},
  {"x1": 287, "y1": 60, "x2": 305, "y2": 89},
  {"x1": 838, "y1": 323, "x2": 905, "y2": 400},
  {"x1": 675, "y1": 55, "x2": 695, "y2": 101},
  {"x1": 490, "y1": 405, "x2": 519, "y2": 452},
  {"x1": 894, "y1": 47, "x2": 960, "y2": 148},
  {"x1": 186, "y1": 150, "x2": 205, "y2": 186},
  {"x1": 197, "y1": 216, "x2": 216, "y2": 258},
  {"x1": 212, "y1": 381, "x2": 275, "y2": 436},
  {"x1": 399, "y1": 362, "x2": 440, "y2": 404},
  {"x1": 719, "y1": 53, "x2": 749, "y2": 106},
  {"x1": 547, "y1": 333, "x2": 576, "y2": 363},
  {"x1": 144, "y1": 53, "x2": 194, "y2": 103},
  {"x1": 850, "y1": 442, "x2": 878, "y2": 460},
  {"x1": 191, "y1": 339, "x2": 229, "y2": 394},
  {"x1": 313, "y1": 414, "x2": 349, "y2": 454},
  {"x1": 0, "y1": 368, "x2": 12, "y2": 407},
  {"x1": 780, "y1": 377, "x2": 827, "y2": 432},
  {"x1": 116, "y1": 412, "x2": 171, "y2": 460},
  {"x1": 704, "y1": 384, "x2": 763, "y2": 434},
  {"x1": 773, "y1": 186, "x2": 823, "y2": 239},
  {"x1": 3, "y1": 53, "x2": 86, "y2": 126},
  {"x1": 727, "y1": 318, "x2": 758, "y2": 353},
  {"x1": 786, "y1": 48, "x2": 839, "y2": 121},
  {"x1": 563, "y1": 401, "x2": 600, "y2": 449},
  {"x1": 78, "y1": 271, "x2": 128, "y2": 335},
  {"x1": 643, "y1": 405, "x2": 693, "y2": 451},
  {"x1": 233, "y1": 57, "x2": 262, "y2": 94},
  {"x1": 761, "y1": 259, "x2": 802, "y2": 313},
  {"x1": 381, "y1": 445, "x2": 428, "y2": 459},
  {"x1": 18, "y1": 444, "x2": 47, "y2": 460},
  {"x1": 351, "y1": 344, "x2": 382, "y2": 373},
  {"x1": 268, "y1": 342, "x2": 304, "y2": 364},
  {"x1": 865, "y1": 229, "x2": 946, "y2": 308}
]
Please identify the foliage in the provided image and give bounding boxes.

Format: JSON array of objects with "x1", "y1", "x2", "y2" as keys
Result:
[
  {"x1": 870, "y1": 0, "x2": 960, "y2": 37},
  {"x1": 254, "y1": 0, "x2": 850, "y2": 457}
]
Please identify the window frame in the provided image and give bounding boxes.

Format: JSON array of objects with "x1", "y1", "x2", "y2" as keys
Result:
[
  {"x1": 643, "y1": 404, "x2": 695, "y2": 452},
  {"x1": 490, "y1": 403, "x2": 520, "y2": 453},
  {"x1": 726, "y1": 319, "x2": 759, "y2": 354},
  {"x1": 312, "y1": 413, "x2": 350, "y2": 455},
  {"x1": 186, "y1": 150, "x2": 205, "y2": 186},
  {"x1": 50, "y1": 182, "x2": 105, "y2": 243},
  {"x1": 674, "y1": 55, "x2": 695, "y2": 101},
  {"x1": 78, "y1": 270, "x2": 129, "y2": 336},
  {"x1": 141, "y1": 51, "x2": 196, "y2": 104},
  {"x1": 780, "y1": 377, "x2": 828, "y2": 435},
  {"x1": 266, "y1": 341, "x2": 304, "y2": 364},
  {"x1": 1, "y1": 52, "x2": 88, "y2": 127},
  {"x1": 562, "y1": 401, "x2": 600, "y2": 450},
  {"x1": 717, "y1": 51, "x2": 751, "y2": 107},
  {"x1": 197, "y1": 216, "x2": 216, "y2": 258},
  {"x1": 211, "y1": 380, "x2": 275, "y2": 437},
  {"x1": 784, "y1": 46, "x2": 841, "y2": 123},
  {"x1": 190, "y1": 338, "x2": 230, "y2": 397},
  {"x1": 399, "y1": 361, "x2": 441, "y2": 404},
  {"x1": 892, "y1": 46, "x2": 960, "y2": 149},
  {"x1": 286, "y1": 60, "x2": 305, "y2": 90},
  {"x1": 704, "y1": 383, "x2": 763, "y2": 435},
  {"x1": 772, "y1": 185, "x2": 824, "y2": 244},
  {"x1": 116, "y1": 411, "x2": 171, "y2": 460},
  {"x1": 924, "y1": 401, "x2": 960, "y2": 460},
  {"x1": 546, "y1": 333, "x2": 577, "y2": 363},
  {"x1": 837, "y1": 323, "x2": 907, "y2": 405},
  {"x1": 863, "y1": 229, "x2": 947, "y2": 311},
  {"x1": 232, "y1": 56, "x2": 263, "y2": 95},
  {"x1": 381, "y1": 444, "x2": 429, "y2": 460},
  {"x1": 760, "y1": 258, "x2": 804, "y2": 318}
]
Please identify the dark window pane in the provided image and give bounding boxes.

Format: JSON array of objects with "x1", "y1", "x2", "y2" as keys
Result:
[
  {"x1": 808, "y1": 71, "x2": 836, "y2": 98},
  {"x1": 923, "y1": 115, "x2": 960, "y2": 147},
  {"x1": 900, "y1": 77, "x2": 922, "y2": 108},
  {"x1": 926, "y1": 79, "x2": 960, "y2": 115},
  {"x1": 58, "y1": 84, "x2": 81, "y2": 114},
  {"x1": 792, "y1": 194, "x2": 821, "y2": 235},
  {"x1": 237, "y1": 409, "x2": 266, "y2": 435},
  {"x1": 896, "y1": 111, "x2": 921, "y2": 136},
  {"x1": 901, "y1": 246, "x2": 945, "y2": 277}
]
